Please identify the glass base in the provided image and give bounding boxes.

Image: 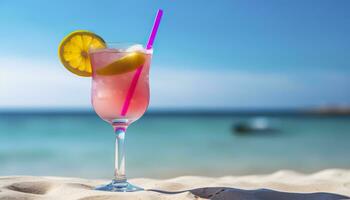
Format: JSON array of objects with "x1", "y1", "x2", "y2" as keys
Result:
[{"x1": 95, "y1": 179, "x2": 143, "y2": 192}]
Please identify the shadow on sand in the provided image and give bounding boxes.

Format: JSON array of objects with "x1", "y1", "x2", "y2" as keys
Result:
[{"x1": 148, "y1": 187, "x2": 350, "y2": 200}]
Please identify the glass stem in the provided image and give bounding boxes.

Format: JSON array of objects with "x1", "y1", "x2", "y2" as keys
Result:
[{"x1": 114, "y1": 127, "x2": 127, "y2": 182}]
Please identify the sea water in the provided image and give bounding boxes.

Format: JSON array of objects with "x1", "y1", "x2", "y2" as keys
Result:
[{"x1": 0, "y1": 112, "x2": 349, "y2": 179}]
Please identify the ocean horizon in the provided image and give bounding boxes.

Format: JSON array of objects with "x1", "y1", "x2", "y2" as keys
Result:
[{"x1": 1, "y1": 107, "x2": 350, "y2": 115}]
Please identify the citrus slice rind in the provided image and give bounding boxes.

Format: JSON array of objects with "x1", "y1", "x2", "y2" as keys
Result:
[
  {"x1": 58, "y1": 30, "x2": 106, "y2": 77},
  {"x1": 96, "y1": 52, "x2": 146, "y2": 76}
]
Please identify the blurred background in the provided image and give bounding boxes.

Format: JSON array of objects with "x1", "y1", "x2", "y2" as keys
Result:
[{"x1": 0, "y1": 0, "x2": 349, "y2": 179}]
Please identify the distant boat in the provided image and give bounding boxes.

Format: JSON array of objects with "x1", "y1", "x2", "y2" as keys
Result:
[{"x1": 233, "y1": 117, "x2": 280, "y2": 135}]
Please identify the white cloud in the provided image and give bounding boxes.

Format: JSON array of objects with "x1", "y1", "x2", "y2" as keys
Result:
[
  {"x1": 0, "y1": 57, "x2": 91, "y2": 109},
  {"x1": 150, "y1": 68, "x2": 300, "y2": 109},
  {"x1": 0, "y1": 57, "x2": 349, "y2": 110}
]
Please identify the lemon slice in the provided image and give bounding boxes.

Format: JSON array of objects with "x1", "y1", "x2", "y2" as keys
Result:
[
  {"x1": 96, "y1": 52, "x2": 146, "y2": 76},
  {"x1": 58, "y1": 30, "x2": 106, "y2": 77}
]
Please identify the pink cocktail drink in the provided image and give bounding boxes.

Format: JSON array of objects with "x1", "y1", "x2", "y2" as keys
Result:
[
  {"x1": 88, "y1": 10, "x2": 162, "y2": 193},
  {"x1": 89, "y1": 44, "x2": 152, "y2": 192},
  {"x1": 90, "y1": 47, "x2": 152, "y2": 125},
  {"x1": 56, "y1": 9, "x2": 162, "y2": 193}
]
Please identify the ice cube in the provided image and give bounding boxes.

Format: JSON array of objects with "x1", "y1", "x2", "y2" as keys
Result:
[{"x1": 126, "y1": 44, "x2": 144, "y2": 52}]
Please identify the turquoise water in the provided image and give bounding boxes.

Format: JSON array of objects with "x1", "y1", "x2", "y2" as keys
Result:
[{"x1": 0, "y1": 112, "x2": 350, "y2": 179}]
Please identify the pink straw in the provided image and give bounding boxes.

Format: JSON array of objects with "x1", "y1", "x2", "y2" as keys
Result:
[{"x1": 120, "y1": 9, "x2": 163, "y2": 116}]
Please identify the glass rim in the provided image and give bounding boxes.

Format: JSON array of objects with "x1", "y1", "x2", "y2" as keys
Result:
[{"x1": 89, "y1": 42, "x2": 153, "y2": 54}]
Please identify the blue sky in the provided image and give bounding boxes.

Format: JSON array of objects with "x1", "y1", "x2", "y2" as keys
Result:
[{"x1": 0, "y1": 0, "x2": 349, "y2": 110}]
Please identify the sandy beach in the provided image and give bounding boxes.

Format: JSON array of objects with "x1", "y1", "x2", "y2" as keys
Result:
[{"x1": 1, "y1": 169, "x2": 349, "y2": 200}]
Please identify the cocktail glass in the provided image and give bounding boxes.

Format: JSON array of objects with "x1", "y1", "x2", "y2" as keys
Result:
[{"x1": 89, "y1": 43, "x2": 152, "y2": 192}]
